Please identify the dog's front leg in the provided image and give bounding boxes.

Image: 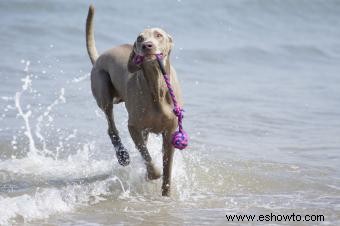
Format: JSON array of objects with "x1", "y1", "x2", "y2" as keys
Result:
[
  {"x1": 128, "y1": 125, "x2": 161, "y2": 180},
  {"x1": 162, "y1": 131, "x2": 175, "y2": 196}
]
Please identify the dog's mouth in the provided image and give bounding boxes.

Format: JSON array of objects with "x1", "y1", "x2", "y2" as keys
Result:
[
  {"x1": 141, "y1": 51, "x2": 163, "y2": 61},
  {"x1": 133, "y1": 50, "x2": 164, "y2": 66}
]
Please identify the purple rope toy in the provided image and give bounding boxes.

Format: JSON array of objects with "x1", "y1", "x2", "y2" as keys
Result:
[{"x1": 133, "y1": 53, "x2": 189, "y2": 150}]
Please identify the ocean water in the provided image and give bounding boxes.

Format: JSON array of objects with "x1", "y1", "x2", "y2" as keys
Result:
[{"x1": 0, "y1": 0, "x2": 340, "y2": 225}]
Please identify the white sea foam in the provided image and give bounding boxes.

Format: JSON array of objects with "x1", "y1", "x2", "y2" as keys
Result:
[{"x1": 0, "y1": 176, "x2": 128, "y2": 225}]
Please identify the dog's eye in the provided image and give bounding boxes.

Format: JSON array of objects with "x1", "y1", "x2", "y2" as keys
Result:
[
  {"x1": 137, "y1": 36, "x2": 144, "y2": 42},
  {"x1": 156, "y1": 33, "x2": 163, "y2": 38}
]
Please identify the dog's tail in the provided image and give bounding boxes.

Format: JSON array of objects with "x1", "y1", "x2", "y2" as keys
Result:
[{"x1": 86, "y1": 5, "x2": 99, "y2": 65}]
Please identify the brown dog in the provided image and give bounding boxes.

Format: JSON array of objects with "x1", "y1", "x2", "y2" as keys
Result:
[{"x1": 86, "y1": 5, "x2": 183, "y2": 196}]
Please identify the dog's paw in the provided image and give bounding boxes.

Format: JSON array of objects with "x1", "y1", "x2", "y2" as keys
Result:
[
  {"x1": 146, "y1": 165, "x2": 161, "y2": 180},
  {"x1": 116, "y1": 149, "x2": 130, "y2": 166}
]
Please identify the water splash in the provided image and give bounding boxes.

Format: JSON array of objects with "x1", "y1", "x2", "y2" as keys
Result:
[
  {"x1": 35, "y1": 87, "x2": 65, "y2": 158},
  {"x1": 14, "y1": 61, "x2": 38, "y2": 156},
  {"x1": 0, "y1": 60, "x2": 121, "y2": 224}
]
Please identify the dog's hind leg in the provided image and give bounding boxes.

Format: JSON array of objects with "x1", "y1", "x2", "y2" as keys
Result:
[
  {"x1": 128, "y1": 126, "x2": 161, "y2": 180},
  {"x1": 104, "y1": 104, "x2": 130, "y2": 166},
  {"x1": 91, "y1": 69, "x2": 130, "y2": 166}
]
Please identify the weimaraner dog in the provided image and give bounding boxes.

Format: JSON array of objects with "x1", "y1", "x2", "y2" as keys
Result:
[{"x1": 86, "y1": 5, "x2": 183, "y2": 196}]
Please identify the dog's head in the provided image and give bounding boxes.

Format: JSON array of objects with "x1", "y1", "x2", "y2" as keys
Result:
[{"x1": 128, "y1": 28, "x2": 173, "y2": 73}]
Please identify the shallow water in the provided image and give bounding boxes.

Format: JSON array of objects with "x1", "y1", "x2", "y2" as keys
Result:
[{"x1": 1, "y1": 0, "x2": 340, "y2": 225}]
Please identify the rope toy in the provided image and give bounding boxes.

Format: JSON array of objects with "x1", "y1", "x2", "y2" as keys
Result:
[
  {"x1": 133, "y1": 53, "x2": 189, "y2": 150},
  {"x1": 155, "y1": 54, "x2": 188, "y2": 150}
]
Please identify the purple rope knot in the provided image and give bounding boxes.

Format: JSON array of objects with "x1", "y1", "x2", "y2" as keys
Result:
[
  {"x1": 172, "y1": 107, "x2": 184, "y2": 120},
  {"x1": 173, "y1": 107, "x2": 184, "y2": 119},
  {"x1": 172, "y1": 131, "x2": 188, "y2": 150}
]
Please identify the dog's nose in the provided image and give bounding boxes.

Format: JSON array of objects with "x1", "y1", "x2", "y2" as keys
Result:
[{"x1": 142, "y1": 42, "x2": 154, "y2": 50}]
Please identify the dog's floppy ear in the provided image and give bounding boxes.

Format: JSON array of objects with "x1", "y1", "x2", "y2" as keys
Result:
[
  {"x1": 166, "y1": 34, "x2": 174, "y2": 55},
  {"x1": 127, "y1": 43, "x2": 141, "y2": 73}
]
